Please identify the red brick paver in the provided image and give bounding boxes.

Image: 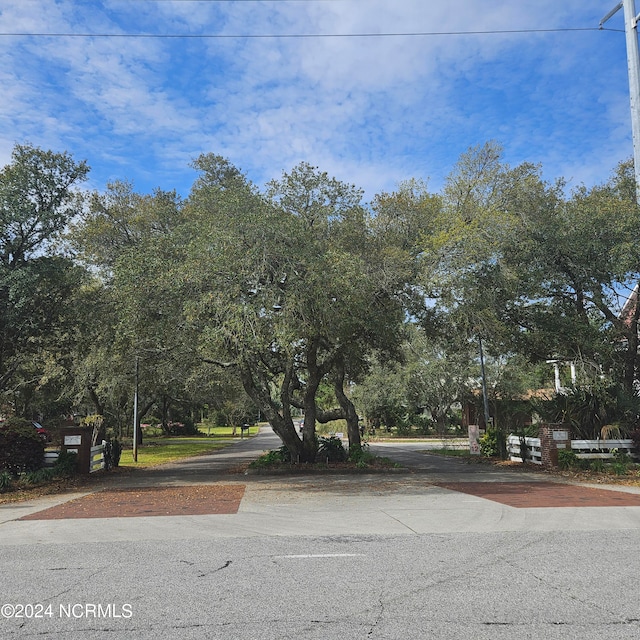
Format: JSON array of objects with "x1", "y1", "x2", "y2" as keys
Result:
[
  {"x1": 19, "y1": 484, "x2": 246, "y2": 520},
  {"x1": 437, "y1": 481, "x2": 640, "y2": 508}
]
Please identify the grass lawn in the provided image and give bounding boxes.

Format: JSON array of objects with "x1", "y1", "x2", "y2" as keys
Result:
[
  {"x1": 118, "y1": 437, "x2": 241, "y2": 468},
  {"x1": 0, "y1": 434, "x2": 255, "y2": 504},
  {"x1": 197, "y1": 425, "x2": 260, "y2": 437},
  {"x1": 140, "y1": 424, "x2": 260, "y2": 437}
]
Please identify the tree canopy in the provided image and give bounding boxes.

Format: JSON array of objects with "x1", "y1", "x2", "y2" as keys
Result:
[
  {"x1": 0, "y1": 144, "x2": 88, "y2": 402},
  {"x1": 3, "y1": 139, "x2": 640, "y2": 448}
]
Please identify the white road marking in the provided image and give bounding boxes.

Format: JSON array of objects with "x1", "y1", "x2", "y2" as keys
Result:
[{"x1": 276, "y1": 554, "x2": 366, "y2": 559}]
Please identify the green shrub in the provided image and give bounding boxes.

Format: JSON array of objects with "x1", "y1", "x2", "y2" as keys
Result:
[
  {"x1": 0, "y1": 418, "x2": 45, "y2": 477},
  {"x1": 104, "y1": 438, "x2": 122, "y2": 469},
  {"x1": 249, "y1": 446, "x2": 291, "y2": 468},
  {"x1": 348, "y1": 443, "x2": 374, "y2": 465},
  {"x1": 349, "y1": 443, "x2": 383, "y2": 468},
  {"x1": 318, "y1": 436, "x2": 348, "y2": 462},
  {"x1": 557, "y1": 449, "x2": 578, "y2": 470},
  {"x1": 53, "y1": 450, "x2": 79, "y2": 477},
  {"x1": 276, "y1": 445, "x2": 292, "y2": 463},
  {"x1": 589, "y1": 459, "x2": 606, "y2": 473},
  {"x1": 613, "y1": 448, "x2": 632, "y2": 464},
  {"x1": 479, "y1": 428, "x2": 507, "y2": 459},
  {"x1": 23, "y1": 468, "x2": 56, "y2": 485},
  {"x1": 0, "y1": 470, "x2": 13, "y2": 492},
  {"x1": 611, "y1": 449, "x2": 631, "y2": 475},
  {"x1": 395, "y1": 418, "x2": 413, "y2": 437},
  {"x1": 612, "y1": 462, "x2": 630, "y2": 476}
]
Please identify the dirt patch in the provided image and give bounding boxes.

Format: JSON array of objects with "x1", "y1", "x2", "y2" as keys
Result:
[
  {"x1": 19, "y1": 484, "x2": 246, "y2": 520},
  {"x1": 437, "y1": 481, "x2": 640, "y2": 508}
]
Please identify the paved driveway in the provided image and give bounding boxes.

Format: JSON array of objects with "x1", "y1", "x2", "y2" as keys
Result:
[
  {"x1": 2, "y1": 429, "x2": 640, "y2": 640},
  {"x1": 3, "y1": 428, "x2": 640, "y2": 541}
]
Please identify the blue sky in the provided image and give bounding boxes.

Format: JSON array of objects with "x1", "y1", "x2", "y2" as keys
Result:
[{"x1": 0, "y1": 0, "x2": 635, "y2": 201}]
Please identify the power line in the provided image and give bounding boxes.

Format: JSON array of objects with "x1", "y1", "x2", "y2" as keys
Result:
[{"x1": 0, "y1": 27, "x2": 613, "y2": 39}]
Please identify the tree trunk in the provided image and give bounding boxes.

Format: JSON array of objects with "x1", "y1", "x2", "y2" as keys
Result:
[
  {"x1": 87, "y1": 385, "x2": 105, "y2": 416},
  {"x1": 161, "y1": 395, "x2": 170, "y2": 435},
  {"x1": 136, "y1": 400, "x2": 154, "y2": 445},
  {"x1": 238, "y1": 362, "x2": 305, "y2": 461},
  {"x1": 623, "y1": 293, "x2": 640, "y2": 395},
  {"x1": 334, "y1": 363, "x2": 361, "y2": 449},
  {"x1": 301, "y1": 366, "x2": 321, "y2": 463}
]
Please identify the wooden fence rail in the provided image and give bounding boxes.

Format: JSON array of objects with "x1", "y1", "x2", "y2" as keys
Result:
[
  {"x1": 43, "y1": 444, "x2": 105, "y2": 473},
  {"x1": 508, "y1": 436, "x2": 636, "y2": 464}
]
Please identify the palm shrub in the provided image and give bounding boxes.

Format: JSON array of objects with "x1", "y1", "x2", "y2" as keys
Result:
[
  {"x1": 317, "y1": 436, "x2": 348, "y2": 462},
  {"x1": 531, "y1": 384, "x2": 640, "y2": 440}
]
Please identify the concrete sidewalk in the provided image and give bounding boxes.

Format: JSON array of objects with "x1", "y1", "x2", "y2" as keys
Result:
[{"x1": 1, "y1": 427, "x2": 640, "y2": 546}]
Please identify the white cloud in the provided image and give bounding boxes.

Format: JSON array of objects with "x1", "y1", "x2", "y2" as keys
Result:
[{"x1": 0, "y1": 0, "x2": 635, "y2": 200}]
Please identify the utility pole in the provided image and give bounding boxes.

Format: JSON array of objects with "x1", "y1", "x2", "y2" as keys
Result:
[
  {"x1": 133, "y1": 355, "x2": 139, "y2": 462},
  {"x1": 478, "y1": 335, "x2": 491, "y2": 429},
  {"x1": 601, "y1": 0, "x2": 640, "y2": 203}
]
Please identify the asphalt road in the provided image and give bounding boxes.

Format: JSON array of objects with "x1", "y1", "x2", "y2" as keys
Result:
[{"x1": 1, "y1": 428, "x2": 640, "y2": 639}]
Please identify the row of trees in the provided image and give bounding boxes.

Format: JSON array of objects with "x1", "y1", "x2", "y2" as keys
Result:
[{"x1": 2, "y1": 142, "x2": 639, "y2": 460}]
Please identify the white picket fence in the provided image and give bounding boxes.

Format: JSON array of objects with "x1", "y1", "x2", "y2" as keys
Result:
[
  {"x1": 90, "y1": 444, "x2": 105, "y2": 473},
  {"x1": 43, "y1": 452, "x2": 60, "y2": 467},
  {"x1": 508, "y1": 435, "x2": 636, "y2": 465},
  {"x1": 507, "y1": 436, "x2": 543, "y2": 464}
]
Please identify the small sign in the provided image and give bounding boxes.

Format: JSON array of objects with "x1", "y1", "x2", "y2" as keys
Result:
[
  {"x1": 66, "y1": 448, "x2": 79, "y2": 454},
  {"x1": 468, "y1": 425, "x2": 481, "y2": 455},
  {"x1": 552, "y1": 430, "x2": 569, "y2": 441},
  {"x1": 335, "y1": 432, "x2": 344, "y2": 439},
  {"x1": 64, "y1": 435, "x2": 82, "y2": 445}
]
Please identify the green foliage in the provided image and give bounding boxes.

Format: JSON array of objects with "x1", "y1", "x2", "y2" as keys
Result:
[
  {"x1": 413, "y1": 415, "x2": 436, "y2": 436},
  {"x1": 557, "y1": 449, "x2": 578, "y2": 470},
  {"x1": 103, "y1": 438, "x2": 122, "y2": 469},
  {"x1": 479, "y1": 427, "x2": 507, "y2": 459},
  {"x1": 612, "y1": 461, "x2": 630, "y2": 476},
  {"x1": 23, "y1": 467, "x2": 56, "y2": 485},
  {"x1": 6, "y1": 142, "x2": 640, "y2": 473},
  {"x1": 352, "y1": 358, "x2": 409, "y2": 431},
  {"x1": 166, "y1": 420, "x2": 200, "y2": 436},
  {"x1": 249, "y1": 446, "x2": 292, "y2": 468},
  {"x1": 317, "y1": 436, "x2": 348, "y2": 462},
  {"x1": 531, "y1": 385, "x2": 640, "y2": 440},
  {"x1": 630, "y1": 429, "x2": 640, "y2": 455},
  {"x1": 0, "y1": 470, "x2": 13, "y2": 491},
  {"x1": 611, "y1": 449, "x2": 632, "y2": 475},
  {"x1": 395, "y1": 418, "x2": 413, "y2": 437},
  {"x1": 179, "y1": 157, "x2": 410, "y2": 461},
  {"x1": 348, "y1": 443, "x2": 375, "y2": 468},
  {"x1": 0, "y1": 144, "x2": 89, "y2": 401},
  {"x1": 0, "y1": 418, "x2": 45, "y2": 477},
  {"x1": 52, "y1": 450, "x2": 79, "y2": 477},
  {"x1": 423, "y1": 146, "x2": 640, "y2": 407}
]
